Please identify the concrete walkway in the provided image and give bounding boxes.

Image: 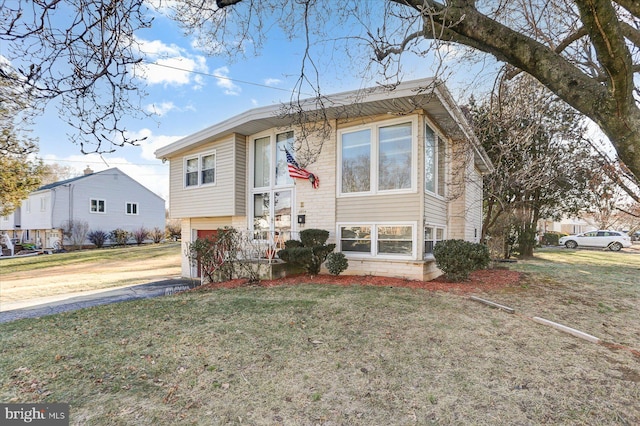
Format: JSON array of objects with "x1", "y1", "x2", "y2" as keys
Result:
[{"x1": 0, "y1": 278, "x2": 199, "y2": 324}]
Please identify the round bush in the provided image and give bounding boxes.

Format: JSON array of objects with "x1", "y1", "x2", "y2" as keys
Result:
[
  {"x1": 432, "y1": 239, "x2": 490, "y2": 282},
  {"x1": 326, "y1": 252, "x2": 348, "y2": 275}
]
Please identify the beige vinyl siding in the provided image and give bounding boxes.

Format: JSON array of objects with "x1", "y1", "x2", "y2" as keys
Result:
[
  {"x1": 424, "y1": 193, "x2": 447, "y2": 225},
  {"x1": 337, "y1": 193, "x2": 421, "y2": 222},
  {"x1": 466, "y1": 166, "x2": 483, "y2": 242},
  {"x1": 232, "y1": 134, "x2": 247, "y2": 217},
  {"x1": 421, "y1": 115, "x2": 447, "y2": 226},
  {"x1": 169, "y1": 135, "x2": 244, "y2": 219}
]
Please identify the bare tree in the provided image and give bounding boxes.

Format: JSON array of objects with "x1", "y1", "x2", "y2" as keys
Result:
[
  {"x1": 2, "y1": 0, "x2": 640, "y2": 185},
  {"x1": 61, "y1": 219, "x2": 90, "y2": 250},
  {"x1": 470, "y1": 75, "x2": 599, "y2": 257}
]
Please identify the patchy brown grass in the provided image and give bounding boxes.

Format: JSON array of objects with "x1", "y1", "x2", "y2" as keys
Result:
[
  {"x1": 0, "y1": 243, "x2": 181, "y2": 305},
  {"x1": 0, "y1": 248, "x2": 639, "y2": 425}
]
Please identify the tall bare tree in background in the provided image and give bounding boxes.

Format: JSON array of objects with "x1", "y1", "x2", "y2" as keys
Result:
[
  {"x1": 1, "y1": 0, "x2": 640, "y2": 189},
  {"x1": 469, "y1": 75, "x2": 599, "y2": 258}
]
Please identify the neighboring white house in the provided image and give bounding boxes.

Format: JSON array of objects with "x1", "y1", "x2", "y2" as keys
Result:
[
  {"x1": 155, "y1": 78, "x2": 493, "y2": 281},
  {"x1": 0, "y1": 167, "x2": 166, "y2": 248},
  {"x1": 538, "y1": 215, "x2": 598, "y2": 236}
]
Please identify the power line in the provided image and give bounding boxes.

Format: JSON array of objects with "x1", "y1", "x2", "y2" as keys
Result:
[
  {"x1": 147, "y1": 62, "x2": 294, "y2": 93},
  {"x1": 145, "y1": 61, "x2": 315, "y2": 97},
  {"x1": 40, "y1": 158, "x2": 166, "y2": 167}
]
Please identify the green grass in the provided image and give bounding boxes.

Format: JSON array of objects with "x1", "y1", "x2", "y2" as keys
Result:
[
  {"x1": 0, "y1": 243, "x2": 181, "y2": 274},
  {"x1": 1, "y1": 247, "x2": 639, "y2": 424}
]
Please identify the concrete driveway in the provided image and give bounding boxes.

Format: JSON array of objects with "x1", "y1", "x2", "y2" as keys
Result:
[{"x1": 0, "y1": 278, "x2": 198, "y2": 323}]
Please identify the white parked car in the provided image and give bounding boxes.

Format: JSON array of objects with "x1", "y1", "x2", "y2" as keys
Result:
[{"x1": 559, "y1": 230, "x2": 632, "y2": 251}]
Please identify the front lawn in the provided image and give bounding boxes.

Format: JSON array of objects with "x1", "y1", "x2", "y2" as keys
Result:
[{"x1": 0, "y1": 249, "x2": 638, "y2": 424}]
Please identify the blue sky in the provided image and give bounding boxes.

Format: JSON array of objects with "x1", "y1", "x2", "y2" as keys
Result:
[{"x1": 27, "y1": 3, "x2": 497, "y2": 202}]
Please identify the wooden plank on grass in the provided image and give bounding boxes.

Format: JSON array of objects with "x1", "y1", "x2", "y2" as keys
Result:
[
  {"x1": 469, "y1": 296, "x2": 515, "y2": 314},
  {"x1": 532, "y1": 317, "x2": 600, "y2": 343}
]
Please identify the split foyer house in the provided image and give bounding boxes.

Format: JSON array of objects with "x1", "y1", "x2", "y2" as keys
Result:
[
  {"x1": 155, "y1": 78, "x2": 493, "y2": 280},
  {"x1": 1, "y1": 167, "x2": 166, "y2": 249}
]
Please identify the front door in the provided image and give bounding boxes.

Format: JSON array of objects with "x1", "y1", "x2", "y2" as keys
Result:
[{"x1": 194, "y1": 229, "x2": 218, "y2": 277}]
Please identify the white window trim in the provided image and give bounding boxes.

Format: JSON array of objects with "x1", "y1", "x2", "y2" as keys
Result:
[
  {"x1": 90, "y1": 198, "x2": 106, "y2": 214},
  {"x1": 125, "y1": 201, "x2": 139, "y2": 215},
  {"x1": 424, "y1": 121, "x2": 447, "y2": 200},
  {"x1": 183, "y1": 150, "x2": 217, "y2": 189},
  {"x1": 337, "y1": 116, "x2": 418, "y2": 198},
  {"x1": 337, "y1": 221, "x2": 418, "y2": 260},
  {"x1": 424, "y1": 223, "x2": 447, "y2": 259}
]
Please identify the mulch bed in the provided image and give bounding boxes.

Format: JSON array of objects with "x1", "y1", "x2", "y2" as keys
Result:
[{"x1": 197, "y1": 268, "x2": 523, "y2": 294}]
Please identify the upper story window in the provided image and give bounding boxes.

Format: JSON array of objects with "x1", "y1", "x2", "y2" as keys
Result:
[
  {"x1": 185, "y1": 151, "x2": 216, "y2": 188},
  {"x1": 339, "y1": 119, "x2": 415, "y2": 196},
  {"x1": 90, "y1": 198, "x2": 106, "y2": 213},
  {"x1": 253, "y1": 131, "x2": 294, "y2": 189},
  {"x1": 126, "y1": 202, "x2": 139, "y2": 215},
  {"x1": 40, "y1": 197, "x2": 48, "y2": 212},
  {"x1": 425, "y1": 124, "x2": 446, "y2": 196}
]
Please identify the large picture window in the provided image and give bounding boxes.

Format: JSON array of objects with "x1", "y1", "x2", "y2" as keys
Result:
[
  {"x1": 339, "y1": 223, "x2": 416, "y2": 258},
  {"x1": 378, "y1": 124, "x2": 412, "y2": 191},
  {"x1": 425, "y1": 125, "x2": 445, "y2": 196},
  {"x1": 185, "y1": 151, "x2": 216, "y2": 187},
  {"x1": 340, "y1": 120, "x2": 415, "y2": 195}
]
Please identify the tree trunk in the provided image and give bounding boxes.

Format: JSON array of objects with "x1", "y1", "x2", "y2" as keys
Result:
[{"x1": 393, "y1": 0, "x2": 640, "y2": 182}]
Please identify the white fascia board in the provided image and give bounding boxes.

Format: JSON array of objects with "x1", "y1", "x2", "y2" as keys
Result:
[
  {"x1": 154, "y1": 77, "x2": 444, "y2": 159},
  {"x1": 434, "y1": 84, "x2": 494, "y2": 174}
]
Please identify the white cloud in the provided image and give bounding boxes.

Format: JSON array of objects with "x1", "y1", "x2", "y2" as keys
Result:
[
  {"x1": 126, "y1": 128, "x2": 183, "y2": 162},
  {"x1": 40, "y1": 128, "x2": 184, "y2": 201},
  {"x1": 135, "y1": 38, "x2": 209, "y2": 88},
  {"x1": 145, "y1": 101, "x2": 176, "y2": 117},
  {"x1": 264, "y1": 78, "x2": 282, "y2": 86},
  {"x1": 213, "y1": 66, "x2": 241, "y2": 95}
]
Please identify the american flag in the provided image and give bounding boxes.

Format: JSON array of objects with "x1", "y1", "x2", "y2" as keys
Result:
[{"x1": 285, "y1": 147, "x2": 319, "y2": 189}]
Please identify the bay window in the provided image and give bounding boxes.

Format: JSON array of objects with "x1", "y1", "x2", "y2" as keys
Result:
[
  {"x1": 424, "y1": 225, "x2": 445, "y2": 257},
  {"x1": 425, "y1": 125, "x2": 445, "y2": 196},
  {"x1": 340, "y1": 119, "x2": 415, "y2": 195}
]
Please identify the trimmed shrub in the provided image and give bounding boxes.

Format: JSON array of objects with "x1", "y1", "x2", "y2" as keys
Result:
[
  {"x1": 110, "y1": 228, "x2": 130, "y2": 246},
  {"x1": 150, "y1": 227, "x2": 165, "y2": 243},
  {"x1": 278, "y1": 229, "x2": 336, "y2": 275},
  {"x1": 61, "y1": 219, "x2": 90, "y2": 250},
  {"x1": 132, "y1": 227, "x2": 149, "y2": 245},
  {"x1": 87, "y1": 230, "x2": 109, "y2": 248},
  {"x1": 166, "y1": 219, "x2": 181, "y2": 241},
  {"x1": 326, "y1": 252, "x2": 348, "y2": 275},
  {"x1": 432, "y1": 239, "x2": 490, "y2": 282},
  {"x1": 541, "y1": 231, "x2": 566, "y2": 246}
]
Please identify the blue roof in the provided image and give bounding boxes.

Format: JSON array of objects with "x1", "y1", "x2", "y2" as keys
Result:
[{"x1": 37, "y1": 172, "x2": 95, "y2": 191}]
